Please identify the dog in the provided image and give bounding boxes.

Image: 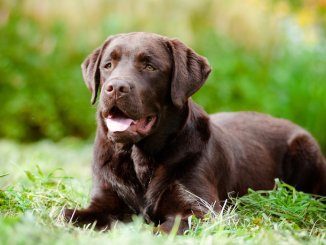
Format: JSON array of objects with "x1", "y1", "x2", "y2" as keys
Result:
[{"x1": 64, "y1": 32, "x2": 326, "y2": 233}]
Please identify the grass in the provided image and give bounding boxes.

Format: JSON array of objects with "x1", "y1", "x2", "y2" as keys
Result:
[{"x1": 0, "y1": 140, "x2": 325, "y2": 244}]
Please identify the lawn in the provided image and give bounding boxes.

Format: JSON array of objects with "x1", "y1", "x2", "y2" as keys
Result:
[{"x1": 0, "y1": 140, "x2": 325, "y2": 244}]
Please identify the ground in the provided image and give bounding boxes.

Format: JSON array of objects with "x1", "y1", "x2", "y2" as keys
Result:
[{"x1": 0, "y1": 140, "x2": 325, "y2": 245}]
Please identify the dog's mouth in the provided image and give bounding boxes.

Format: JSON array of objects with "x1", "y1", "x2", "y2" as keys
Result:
[{"x1": 105, "y1": 106, "x2": 157, "y2": 135}]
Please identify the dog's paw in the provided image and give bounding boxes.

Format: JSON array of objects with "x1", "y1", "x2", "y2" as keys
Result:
[
  {"x1": 157, "y1": 216, "x2": 190, "y2": 235},
  {"x1": 62, "y1": 208, "x2": 78, "y2": 223},
  {"x1": 61, "y1": 208, "x2": 112, "y2": 230}
]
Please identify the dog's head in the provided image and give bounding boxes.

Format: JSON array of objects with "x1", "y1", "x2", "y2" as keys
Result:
[{"x1": 82, "y1": 32, "x2": 211, "y2": 143}]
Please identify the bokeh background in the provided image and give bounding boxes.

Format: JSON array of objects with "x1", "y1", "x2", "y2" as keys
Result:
[{"x1": 0, "y1": 0, "x2": 325, "y2": 151}]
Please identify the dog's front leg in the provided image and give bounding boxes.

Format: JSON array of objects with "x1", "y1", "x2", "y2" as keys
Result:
[
  {"x1": 63, "y1": 128, "x2": 136, "y2": 229},
  {"x1": 63, "y1": 185, "x2": 132, "y2": 230},
  {"x1": 146, "y1": 178, "x2": 221, "y2": 234}
]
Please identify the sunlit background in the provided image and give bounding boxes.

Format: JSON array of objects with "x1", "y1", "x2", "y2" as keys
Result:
[{"x1": 0, "y1": 0, "x2": 325, "y2": 151}]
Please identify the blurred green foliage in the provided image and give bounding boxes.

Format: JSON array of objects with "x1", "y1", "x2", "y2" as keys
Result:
[
  {"x1": 0, "y1": 0, "x2": 325, "y2": 151},
  {"x1": 194, "y1": 31, "x2": 326, "y2": 151},
  {"x1": 0, "y1": 5, "x2": 95, "y2": 141}
]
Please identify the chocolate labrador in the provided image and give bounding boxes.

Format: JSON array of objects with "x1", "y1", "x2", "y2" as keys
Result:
[{"x1": 64, "y1": 32, "x2": 326, "y2": 233}]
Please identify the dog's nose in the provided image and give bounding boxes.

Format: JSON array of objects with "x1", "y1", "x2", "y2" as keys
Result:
[{"x1": 105, "y1": 80, "x2": 131, "y2": 96}]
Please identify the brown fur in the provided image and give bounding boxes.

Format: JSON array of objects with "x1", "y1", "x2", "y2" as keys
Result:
[{"x1": 64, "y1": 32, "x2": 326, "y2": 233}]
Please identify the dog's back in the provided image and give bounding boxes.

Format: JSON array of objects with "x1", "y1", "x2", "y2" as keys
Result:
[{"x1": 210, "y1": 111, "x2": 326, "y2": 195}]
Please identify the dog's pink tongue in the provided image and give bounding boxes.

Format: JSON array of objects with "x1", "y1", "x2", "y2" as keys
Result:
[{"x1": 106, "y1": 117, "x2": 133, "y2": 132}]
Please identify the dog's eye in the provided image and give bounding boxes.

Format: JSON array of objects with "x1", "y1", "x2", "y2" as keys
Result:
[
  {"x1": 144, "y1": 64, "x2": 155, "y2": 71},
  {"x1": 104, "y1": 62, "x2": 112, "y2": 69}
]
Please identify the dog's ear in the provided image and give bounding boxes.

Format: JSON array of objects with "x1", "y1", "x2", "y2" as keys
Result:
[
  {"x1": 81, "y1": 47, "x2": 103, "y2": 104},
  {"x1": 167, "y1": 39, "x2": 211, "y2": 108},
  {"x1": 81, "y1": 37, "x2": 112, "y2": 104}
]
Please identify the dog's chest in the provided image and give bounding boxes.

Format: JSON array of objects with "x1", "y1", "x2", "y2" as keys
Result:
[
  {"x1": 106, "y1": 150, "x2": 202, "y2": 223},
  {"x1": 132, "y1": 153, "x2": 154, "y2": 189},
  {"x1": 103, "y1": 149, "x2": 155, "y2": 212}
]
